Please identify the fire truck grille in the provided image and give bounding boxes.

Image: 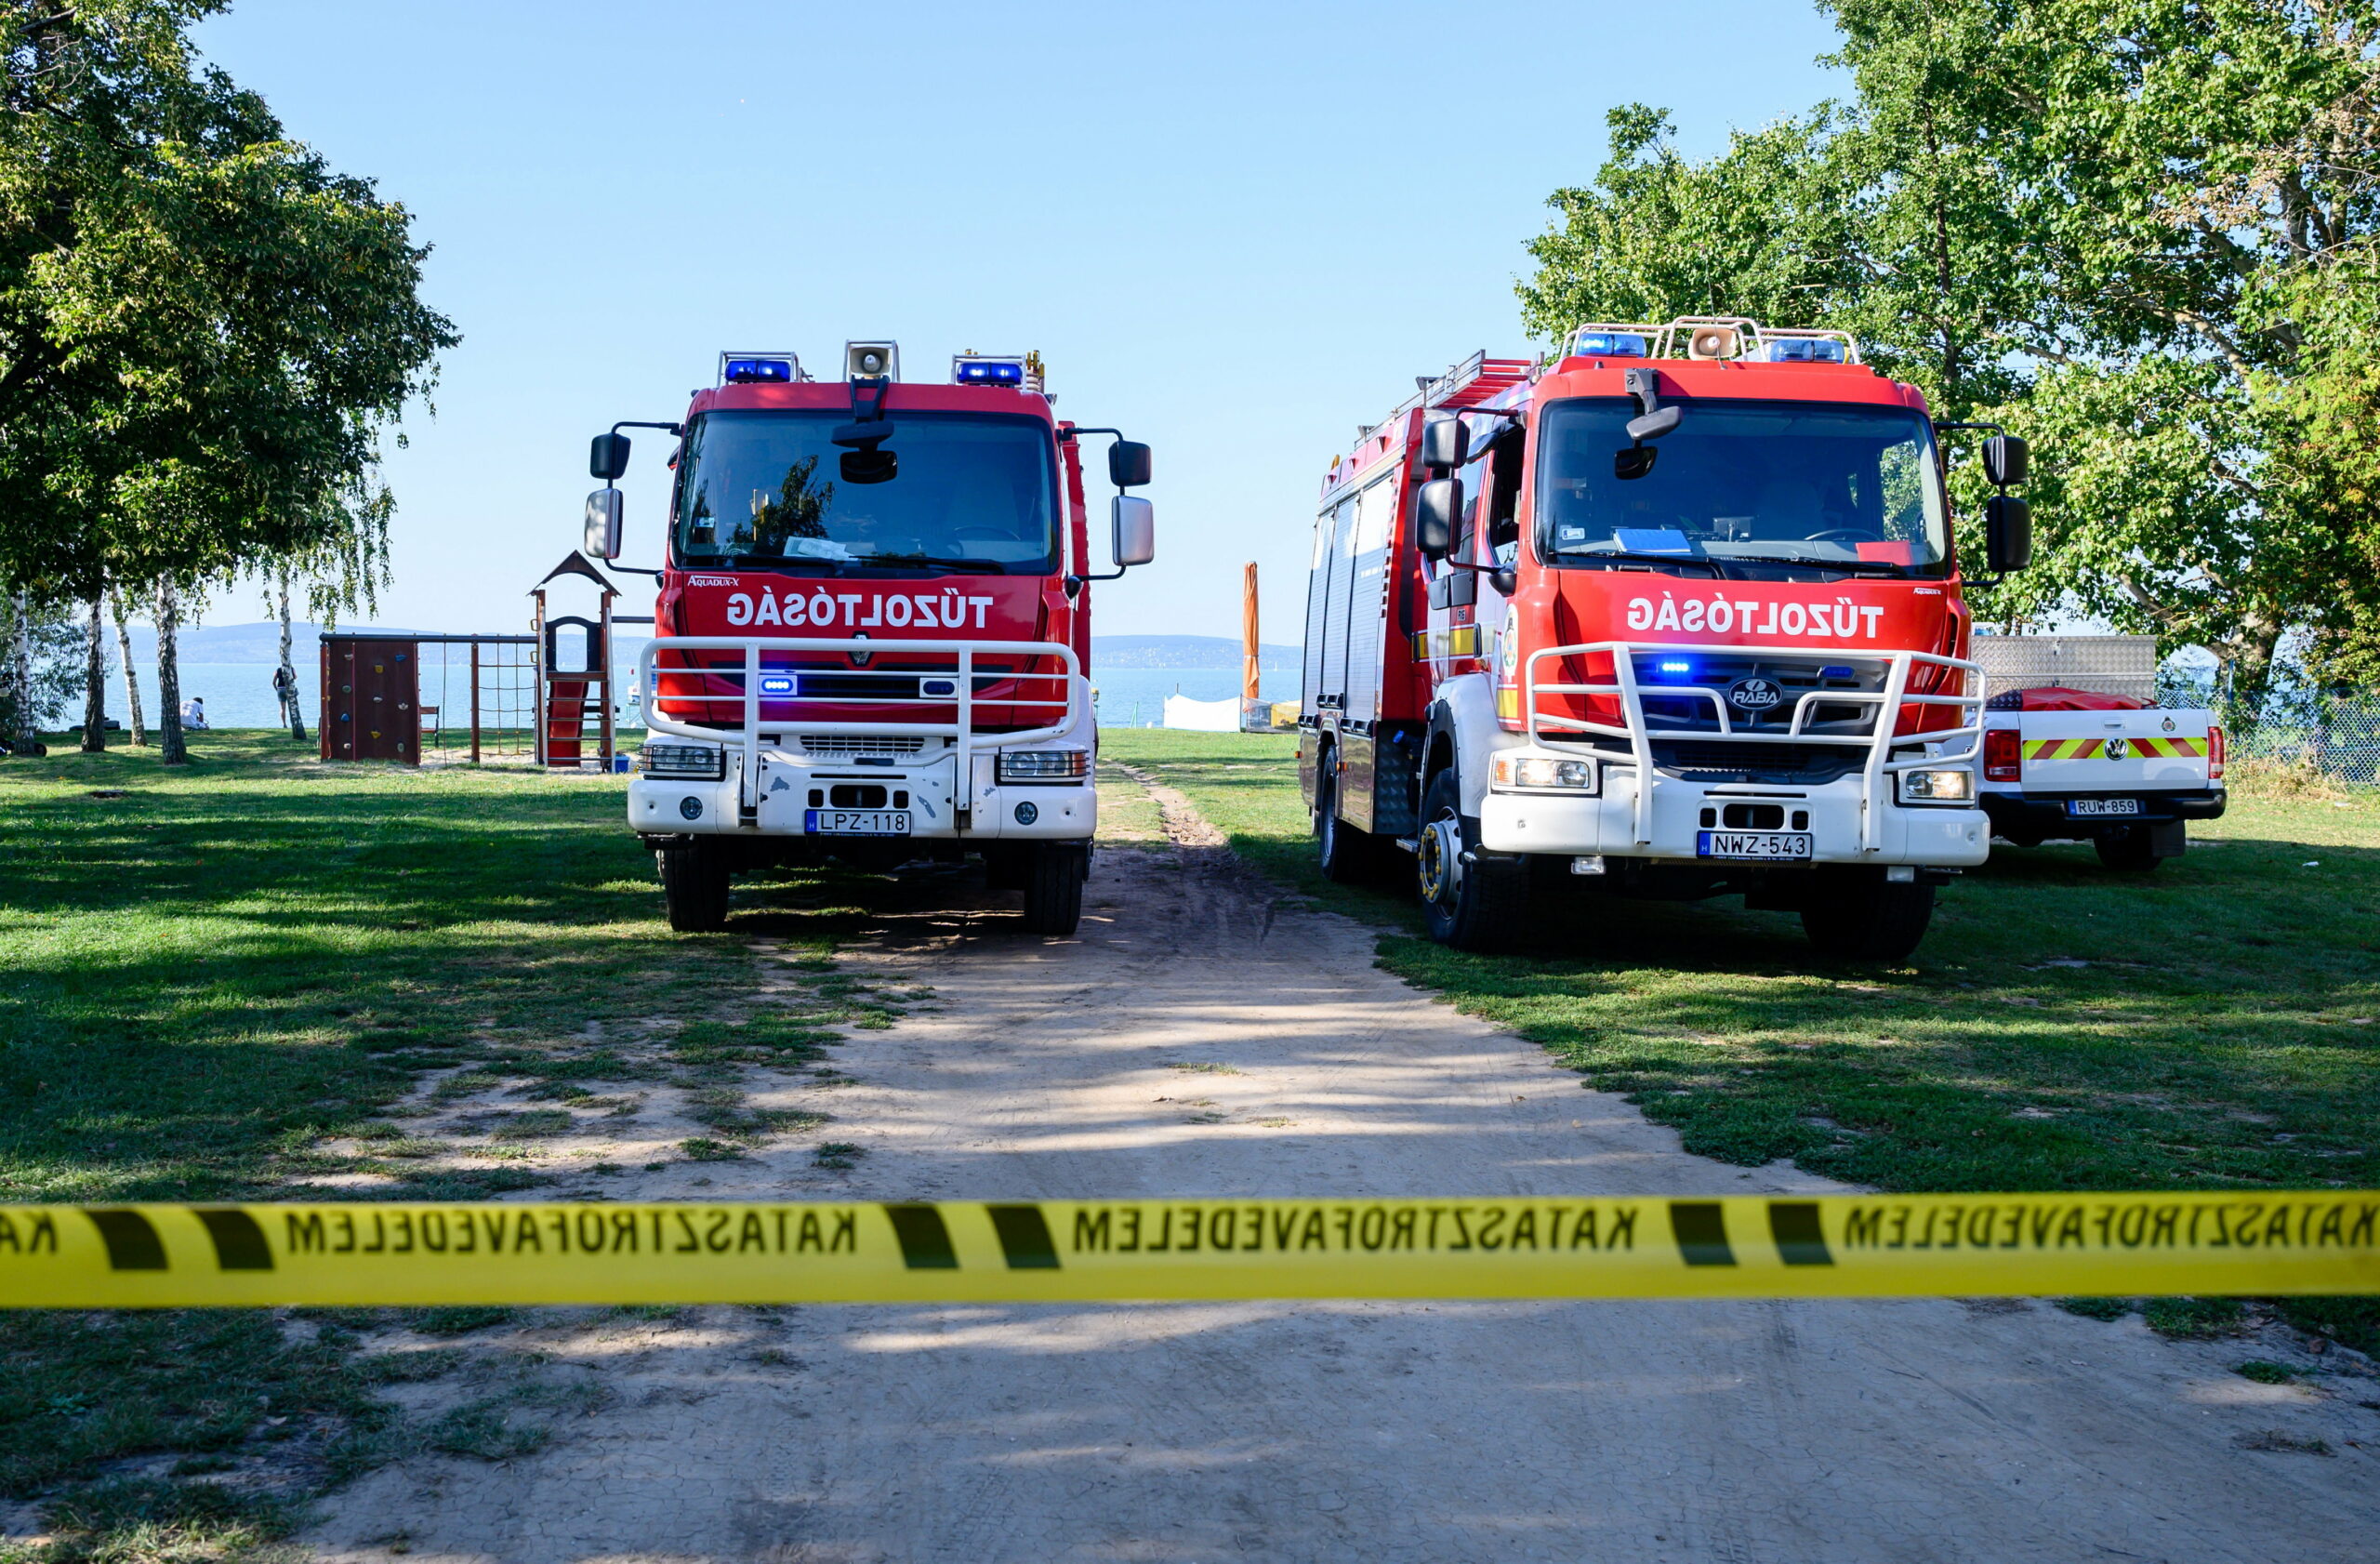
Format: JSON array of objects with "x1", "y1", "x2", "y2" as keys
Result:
[
  {"x1": 1632, "y1": 654, "x2": 1881, "y2": 736},
  {"x1": 1651, "y1": 740, "x2": 1868, "y2": 786},
  {"x1": 802, "y1": 736, "x2": 928, "y2": 757}
]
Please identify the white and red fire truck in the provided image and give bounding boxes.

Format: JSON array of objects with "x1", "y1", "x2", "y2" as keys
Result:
[
  {"x1": 1299, "y1": 317, "x2": 2035, "y2": 961},
  {"x1": 582, "y1": 341, "x2": 1155, "y2": 935}
]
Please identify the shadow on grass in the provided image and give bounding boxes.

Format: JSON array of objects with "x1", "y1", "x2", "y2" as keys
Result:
[{"x1": 0, "y1": 736, "x2": 861, "y2": 1202}]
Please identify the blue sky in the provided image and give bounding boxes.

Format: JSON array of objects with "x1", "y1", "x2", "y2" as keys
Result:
[{"x1": 191, "y1": 0, "x2": 1845, "y2": 646}]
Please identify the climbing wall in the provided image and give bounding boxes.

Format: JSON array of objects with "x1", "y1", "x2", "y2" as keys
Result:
[{"x1": 321, "y1": 638, "x2": 422, "y2": 763}]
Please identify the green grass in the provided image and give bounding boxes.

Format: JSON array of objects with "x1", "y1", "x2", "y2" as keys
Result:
[
  {"x1": 1102, "y1": 727, "x2": 2380, "y2": 1347},
  {"x1": 0, "y1": 730, "x2": 815, "y2": 1202},
  {"x1": 0, "y1": 728, "x2": 879, "y2": 1552}
]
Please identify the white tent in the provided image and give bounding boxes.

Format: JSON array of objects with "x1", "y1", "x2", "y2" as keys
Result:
[{"x1": 1161, "y1": 694, "x2": 1242, "y2": 732}]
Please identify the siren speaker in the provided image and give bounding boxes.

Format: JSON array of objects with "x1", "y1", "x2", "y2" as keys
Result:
[
  {"x1": 844, "y1": 340, "x2": 899, "y2": 380},
  {"x1": 1687, "y1": 325, "x2": 1739, "y2": 359}
]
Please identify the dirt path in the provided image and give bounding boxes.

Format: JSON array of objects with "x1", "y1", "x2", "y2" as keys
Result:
[{"x1": 311, "y1": 775, "x2": 2377, "y2": 1564}]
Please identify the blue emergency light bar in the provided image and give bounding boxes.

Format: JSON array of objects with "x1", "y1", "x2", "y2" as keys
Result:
[
  {"x1": 1656, "y1": 659, "x2": 1694, "y2": 677},
  {"x1": 757, "y1": 675, "x2": 796, "y2": 696},
  {"x1": 952, "y1": 356, "x2": 1026, "y2": 387},
  {"x1": 1754, "y1": 338, "x2": 1846, "y2": 364},
  {"x1": 721, "y1": 354, "x2": 798, "y2": 385},
  {"x1": 1569, "y1": 331, "x2": 1648, "y2": 358}
]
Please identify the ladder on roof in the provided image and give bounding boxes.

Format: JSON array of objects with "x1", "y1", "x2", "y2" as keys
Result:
[{"x1": 1385, "y1": 352, "x2": 1538, "y2": 423}]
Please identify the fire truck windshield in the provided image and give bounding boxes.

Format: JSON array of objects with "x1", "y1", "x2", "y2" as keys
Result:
[
  {"x1": 673, "y1": 409, "x2": 1058, "y2": 575},
  {"x1": 1534, "y1": 399, "x2": 1950, "y2": 577}
]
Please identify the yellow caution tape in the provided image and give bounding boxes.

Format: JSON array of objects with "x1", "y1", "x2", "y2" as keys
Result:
[{"x1": 0, "y1": 1194, "x2": 2371, "y2": 1308}]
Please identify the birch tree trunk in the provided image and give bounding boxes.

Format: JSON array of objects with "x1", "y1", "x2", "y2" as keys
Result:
[
  {"x1": 81, "y1": 591, "x2": 107, "y2": 751},
  {"x1": 110, "y1": 586, "x2": 145, "y2": 747},
  {"x1": 156, "y1": 578, "x2": 187, "y2": 765},
  {"x1": 8, "y1": 587, "x2": 35, "y2": 753},
  {"x1": 277, "y1": 574, "x2": 307, "y2": 742}
]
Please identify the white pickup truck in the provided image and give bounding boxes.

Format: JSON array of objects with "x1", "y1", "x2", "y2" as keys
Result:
[{"x1": 1973, "y1": 635, "x2": 2226, "y2": 871}]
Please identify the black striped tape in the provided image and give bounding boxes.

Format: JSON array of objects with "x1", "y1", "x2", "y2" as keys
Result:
[{"x1": 0, "y1": 1193, "x2": 2371, "y2": 1307}]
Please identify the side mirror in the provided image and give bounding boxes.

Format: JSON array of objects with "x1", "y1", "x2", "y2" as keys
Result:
[
  {"x1": 1420, "y1": 416, "x2": 1465, "y2": 470},
  {"x1": 1614, "y1": 446, "x2": 1659, "y2": 481},
  {"x1": 1111, "y1": 495, "x2": 1156, "y2": 567},
  {"x1": 1109, "y1": 440, "x2": 1152, "y2": 489},
  {"x1": 1985, "y1": 495, "x2": 2031, "y2": 574},
  {"x1": 1488, "y1": 565, "x2": 1517, "y2": 596},
  {"x1": 1414, "y1": 478, "x2": 1461, "y2": 560},
  {"x1": 584, "y1": 488, "x2": 624, "y2": 559},
  {"x1": 1983, "y1": 433, "x2": 2030, "y2": 487},
  {"x1": 589, "y1": 432, "x2": 630, "y2": 482},
  {"x1": 1626, "y1": 405, "x2": 1682, "y2": 443}
]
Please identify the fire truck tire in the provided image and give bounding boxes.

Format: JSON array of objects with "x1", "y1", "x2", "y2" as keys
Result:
[
  {"x1": 1800, "y1": 868, "x2": 1934, "y2": 961},
  {"x1": 1416, "y1": 770, "x2": 1525, "y2": 951},
  {"x1": 1315, "y1": 759, "x2": 1384, "y2": 885},
  {"x1": 1020, "y1": 843, "x2": 1087, "y2": 936},
  {"x1": 2094, "y1": 826, "x2": 2167, "y2": 872},
  {"x1": 658, "y1": 842, "x2": 731, "y2": 933}
]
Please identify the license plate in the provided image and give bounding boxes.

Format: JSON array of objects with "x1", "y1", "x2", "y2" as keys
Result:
[
  {"x1": 2067, "y1": 798, "x2": 2142, "y2": 817},
  {"x1": 804, "y1": 809, "x2": 911, "y2": 837},
  {"x1": 1697, "y1": 830, "x2": 1814, "y2": 861}
]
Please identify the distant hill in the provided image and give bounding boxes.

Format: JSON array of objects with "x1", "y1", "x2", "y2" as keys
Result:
[
  {"x1": 117, "y1": 623, "x2": 1296, "y2": 671},
  {"x1": 1091, "y1": 635, "x2": 1298, "y2": 669}
]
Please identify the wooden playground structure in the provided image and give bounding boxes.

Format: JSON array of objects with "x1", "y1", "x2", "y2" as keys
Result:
[{"x1": 318, "y1": 552, "x2": 652, "y2": 768}]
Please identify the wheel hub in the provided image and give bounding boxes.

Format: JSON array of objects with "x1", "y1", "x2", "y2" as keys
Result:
[{"x1": 1417, "y1": 816, "x2": 1463, "y2": 904}]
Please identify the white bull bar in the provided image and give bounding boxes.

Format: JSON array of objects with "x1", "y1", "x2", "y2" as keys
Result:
[
  {"x1": 1521, "y1": 642, "x2": 1982, "y2": 851},
  {"x1": 640, "y1": 637, "x2": 1083, "y2": 815}
]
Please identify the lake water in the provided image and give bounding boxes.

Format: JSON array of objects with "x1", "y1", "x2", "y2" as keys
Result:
[{"x1": 91, "y1": 660, "x2": 1298, "y2": 733}]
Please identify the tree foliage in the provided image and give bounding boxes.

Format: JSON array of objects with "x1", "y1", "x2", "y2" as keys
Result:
[
  {"x1": 0, "y1": 0, "x2": 454, "y2": 622},
  {"x1": 1518, "y1": 0, "x2": 2380, "y2": 716}
]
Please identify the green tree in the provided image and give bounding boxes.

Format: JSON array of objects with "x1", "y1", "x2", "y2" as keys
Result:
[
  {"x1": 1517, "y1": 104, "x2": 1854, "y2": 345},
  {"x1": 0, "y1": 1, "x2": 456, "y2": 760},
  {"x1": 1519, "y1": 2, "x2": 2380, "y2": 720},
  {"x1": 1822, "y1": 0, "x2": 2380, "y2": 711}
]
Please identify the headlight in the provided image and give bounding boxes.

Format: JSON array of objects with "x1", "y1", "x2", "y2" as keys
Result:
[
  {"x1": 997, "y1": 748, "x2": 1090, "y2": 785},
  {"x1": 1897, "y1": 767, "x2": 1974, "y2": 804},
  {"x1": 641, "y1": 744, "x2": 726, "y2": 780},
  {"x1": 1491, "y1": 753, "x2": 1599, "y2": 792}
]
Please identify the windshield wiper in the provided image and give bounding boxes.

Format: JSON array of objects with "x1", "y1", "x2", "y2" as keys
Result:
[
  {"x1": 1561, "y1": 550, "x2": 1724, "y2": 576},
  {"x1": 726, "y1": 554, "x2": 847, "y2": 573},
  {"x1": 859, "y1": 553, "x2": 1010, "y2": 575},
  {"x1": 1722, "y1": 554, "x2": 1910, "y2": 577}
]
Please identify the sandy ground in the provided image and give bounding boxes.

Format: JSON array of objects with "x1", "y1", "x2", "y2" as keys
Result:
[{"x1": 306, "y1": 773, "x2": 2380, "y2": 1564}]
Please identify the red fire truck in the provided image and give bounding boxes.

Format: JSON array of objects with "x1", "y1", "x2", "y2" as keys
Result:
[
  {"x1": 583, "y1": 341, "x2": 1154, "y2": 936},
  {"x1": 1299, "y1": 316, "x2": 2033, "y2": 961}
]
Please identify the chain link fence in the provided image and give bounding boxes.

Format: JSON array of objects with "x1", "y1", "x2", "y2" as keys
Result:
[{"x1": 2156, "y1": 673, "x2": 2380, "y2": 786}]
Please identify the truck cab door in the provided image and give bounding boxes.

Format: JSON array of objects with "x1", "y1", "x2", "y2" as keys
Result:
[{"x1": 1423, "y1": 434, "x2": 1520, "y2": 692}]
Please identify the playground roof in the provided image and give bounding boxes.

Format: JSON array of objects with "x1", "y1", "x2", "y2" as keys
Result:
[{"x1": 532, "y1": 550, "x2": 619, "y2": 596}]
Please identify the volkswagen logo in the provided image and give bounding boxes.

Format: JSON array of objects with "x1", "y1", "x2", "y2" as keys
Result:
[
  {"x1": 2106, "y1": 736, "x2": 2130, "y2": 761},
  {"x1": 1726, "y1": 676, "x2": 1785, "y2": 715}
]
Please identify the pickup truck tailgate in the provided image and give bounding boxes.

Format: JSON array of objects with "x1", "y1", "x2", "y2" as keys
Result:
[{"x1": 2019, "y1": 710, "x2": 2211, "y2": 789}]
